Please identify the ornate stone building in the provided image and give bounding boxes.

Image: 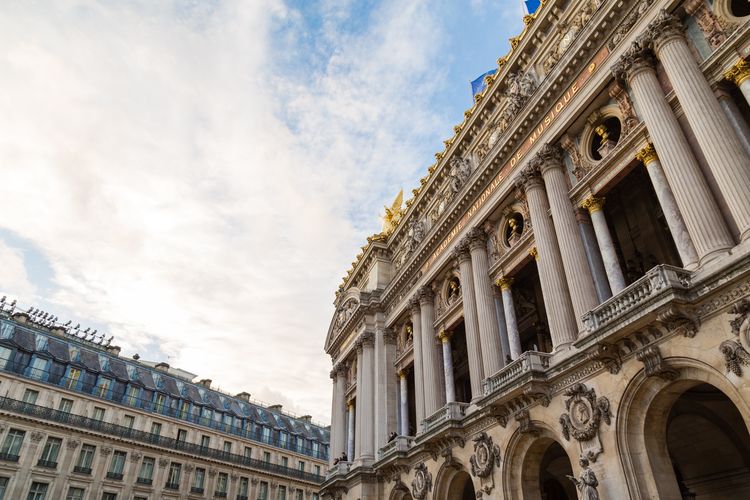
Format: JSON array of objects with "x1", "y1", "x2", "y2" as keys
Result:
[
  {"x1": 322, "y1": 0, "x2": 750, "y2": 498},
  {"x1": 0, "y1": 302, "x2": 329, "y2": 500}
]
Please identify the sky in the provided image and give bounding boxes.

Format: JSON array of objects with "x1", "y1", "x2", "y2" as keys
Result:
[{"x1": 0, "y1": 0, "x2": 524, "y2": 423}]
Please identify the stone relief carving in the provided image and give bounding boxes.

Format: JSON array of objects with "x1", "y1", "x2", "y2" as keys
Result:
[
  {"x1": 158, "y1": 457, "x2": 169, "y2": 468},
  {"x1": 684, "y1": 0, "x2": 728, "y2": 49},
  {"x1": 543, "y1": 0, "x2": 606, "y2": 74},
  {"x1": 608, "y1": 81, "x2": 639, "y2": 136},
  {"x1": 609, "y1": 0, "x2": 655, "y2": 49},
  {"x1": 447, "y1": 156, "x2": 471, "y2": 196},
  {"x1": 411, "y1": 462, "x2": 432, "y2": 499},
  {"x1": 30, "y1": 431, "x2": 45, "y2": 443},
  {"x1": 560, "y1": 134, "x2": 592, "y2": 182},
  {"x1": 333, "y1": 299, "x2": 358, "y2": 332},
  {"x1": 568, "y1": 458, "x2": 600, "y2": 500},
  {"x1": 66, "y1": 439, "x2": 81, "y2": 450},
  {"x1": 559, "y1": 383, "x2": 611, "y2": 462},
  {"x1": 514, "y1": 409, "x2": 538, "y2": 435},
  {"x1": 721, "y1": 299, "x2": 750, "y2": 376},
  {"x1": 636, "y1": 345, "x2": 678, "y2": 380},
  {"x1": 469, "y1": 432, "x2": 501, "y2": 479}
]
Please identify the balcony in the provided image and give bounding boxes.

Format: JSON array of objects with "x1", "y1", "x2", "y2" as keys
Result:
[
  {"x1": 421, "y1": 402, "x2": 469, "y2": 434},
  {"x1": 136, "y1": 477, "x2": 153, "y2": 485},
  {"x1": 36, "y1": 459, "x2": 58, "y2": 469},
  {"x1": 378, "y1": 435, "x2": 414, "y2": 460},
  {"x1": 165, "y1": 482, "x2": 180, "y2": 490},
  {"x1": 106, "y1": 471, "x2": 124, "y2": 480},
  {"x1": 191, "y1": 486, "x2": 204, "y2": 494},
  {"x1": 483, "y1": 351, "x2": 552, "y2": 396},
  {"x1": 215, "y1": 492, "x2": 228, "y2": 498},
  {"x1": 73, "y1": 466, "x2": 91, "y2": 475},
  {"x1": 0, "y1": 453, "x2": 19, "y2": 462},
  {"x1": 237, "y1": 496, "x2": 249, "y2": 500}
]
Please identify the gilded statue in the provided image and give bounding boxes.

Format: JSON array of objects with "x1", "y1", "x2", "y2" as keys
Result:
[{"x1": 382, "y1": 190, "x2": 405, "y2": 236}]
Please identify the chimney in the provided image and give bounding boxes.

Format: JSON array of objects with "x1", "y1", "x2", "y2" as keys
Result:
[
  {"x1": 268, "y1": 404, "x2": 283, "y2": 412},
  {"x1": 107, "y1": 345, "x2": 122, "y2": 356},
  {"x1": 155, "y1": 362, "x2": 170, "y2": 372},
  {"x1": 299, "y1": 415, "x2": 312, "y2": 422},
  {"x1": 235, "y1": 392, "x2": 251, "y2": 402},
  {"x1": 199, "y1": 379, "x2": 212, "y2": 388}
]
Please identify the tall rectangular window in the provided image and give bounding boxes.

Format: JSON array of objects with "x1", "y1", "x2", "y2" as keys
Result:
[
  {"x1": 200, "y1": 435, "x2": 210, "y2": 449},
  {"x1": 150, "y1": 422, "x2": 162, "y2": 436},
  {"x1": 76, "y1": 444, "x2": 95, "y2": 471},
  {"x1": 223, "y1": 441, "x2": 231, "y2": 453},
  {"x1": 278, "y1": 486, "x2": 286, "y2": 500},
  {"x1": 124, "y1": 386, "x2": 139, "y2": 406},
  {"x1": 166, "y1": 462, "x2": 181, "y2": 488},
  {"x1": 1, "y1": 429, "x2": 25, "y2": 458},
  {"x1": 192, "y1": 467, "x2": 205, "y2": 489},
  {"x1": 244, "y1": 446, "x2": 252, "y2": 459},
  {"x1": 58, "y1": 398, "x2": 73, "y2": 413},
  {"x1": 0, "y1": 477, "x2": 8, "y2": 500},
  {"x1": 280, "y1": 456, "x2": 288, "y2": 468},
  {"x1": 107, "y1": 451, "x2": 126, "y2": 478},
  {"x1": 315, "y1": 465, "x2": 321, "y2": 475},
  {"x1": 258, "y1": 482, "x2": 268, "y2": 500},
  {"x1": 176, "y1": 429, "x2": 187, "y2": 443},
  {"x1": 65, "y1": 487, "x2": 84, "y2": 500},
  {"x1": 26, "y1": 482, "x2": 48, "y2": 500},
  {"x1": 39, "y1": 437, "x2": 62, "y2": 466},
  {"x1": 95, "y1": 377, "x2": 111, "y2": 398},
  {"x1": 298, "y1": 461, "x2": 305, "y2": 471},
  {"x1": 154, "y1": 393, "x2": 166, "y2": 413},
  {"x1": 92, "y1": 407, "x2": 105, "y2": 421},
  {"x1": 22, "y1": 389, "x2": 39, "y2": 404},
  {"x1": 296, "y1": 491, "x2": 304, "y2": 500},
  {"x1": 122, "y1": 415, "x2": 135, "y2": 429},
  {"x1": 65, "y1": 368, "x2": 81, "y2": 389},
  {"x1": 101, "y1": 494, "x2": 117, "y2": 500},
  {"x1": 179, "y1": 401, "x2": 190, "y2": 418},
  {"x1": 138, "y1": 457, "x2": 154, "y2": 482},
  {"x1": 238, "y1": 477, "x2": 249, "y2": 496},
  {"x1": 216, "y1": 472, "x2": 228, "y2": 493},
  {"x1": 263, "y1": 451, "x2": 271, "y2": 463}
]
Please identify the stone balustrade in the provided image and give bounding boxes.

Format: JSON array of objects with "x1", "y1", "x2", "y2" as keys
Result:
[
  {"x1": 482, "y1": 351, "x2": 552, "y2": 396},
  {"x1": 421, "y1": 402, "x2": 470, "y2": 434},
  {"x1": 377, "y1": 435, "x2": 415, "y2": 460}
]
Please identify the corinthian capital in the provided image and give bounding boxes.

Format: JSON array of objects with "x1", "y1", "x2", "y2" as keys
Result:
[
  {"x1": 536, "y1": 143, "x2": 565, "y2": 174},
  {"x1": 725, "y1": 59, "x2": 750, "y2": 87},
  {"x1": 467, "y1": 226, "x2": 488, "y2": 251},
  {"x1": 514, "y1": 161, "x2": 542, "y2": 192},
  {"x1": 610, "y1": 40, "x2": 655, "y2": 82},
  {"x1": 418, "y1": 285, "x2": 434, "y2": 305},
  {"x1": 646, "y1": 9, "x2": 685, "y2": 51},
  {"x1": 360, "y1": 331, "x2": 375, "y2": 347},
  {"x1": 452, "y1": 237, "x2": 472, "y2": 263}
]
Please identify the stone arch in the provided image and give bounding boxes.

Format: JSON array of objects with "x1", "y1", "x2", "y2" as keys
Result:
[
  {"x1": 616, "y1": 356, "x2": 750, "y2": 499},
  {"x1": 433, "y1": 462, "x2": 477, "y2": 500},
  {"x1": 580, "y1": 104, "x2": 624, "y2": 162},
  {"x1": 387, "y1": 481, "x2": 412, "y2": 500},
  {"x1": 714, "y1": 0, "x2": 750, "y2": 21},
  {"x1": 502, "y1": 421, "x2": 579, "y2": 499}
]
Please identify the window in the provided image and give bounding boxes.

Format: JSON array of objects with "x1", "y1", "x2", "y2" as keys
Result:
[
  {"x1": 138, "y1": 457, "x2": 154, "y2": 483},
  {"x1": 223, "y1": 441, "x2": 231, "y2": 453},
  {"x1": 298, "y1": 461, "x2": 305, "y2": 471},
  {"x1": 150, "y1": 422, "x2": 162, "y2": 436},
  {"x1": 200, "y1": 435, "x2": 210, "y2": 449},
  {"x1": 27, "y1": 482, "x2": 48, "y2": 500},
  {"x1": 58, "y1": 398, "x2": 73, "y2": 413},
  {"x1": 124, "y1": 386, "x2": 139, "y2": 406},
  {"x1": 107, "y1": 451, "x2": 126, "y2": 479},
  {"x1": 123, "y1": 415, "x2": 135, "y2": 429},
  {"x1": 101, "y1": 494, "x2": 117, "y2": 500},
  {"x1": 92, "y1": 407, "x2": 105, "y2": 421},
  {"x1": 179, "y1": 400, "x2": 190, "y2": 418},
  {"x1": 263, "y1": 451, "x2": 271, "y2": 462},
  {"x1": 312, "y1": 494, "x2": 319, "y2": 500},
  {"x1": 216, "y1": 472, "x2": 228, "y2": 494},
  {"x1": 296, "y1": 491, "x2": 304, "y2": 500},
  {"x1": 239, "y1": 477, "x2": 249, "y2": 496},
  {"x1": 0, "y1": 477, "x2": 8, "y2": 500},
  {"x1": 280, "y1": 456, "x2": 288, "y2": 468},
  {"x1": 65, "y1": 487, "x2": 84, "y2": 500},
  {"x1": 314, "y1": 465, "x2": 321, "y2": 475},
  {"x1": 258, "y1": 482, "x2": 269, "y2": 500},
  {"x1": 279, "y1": 431, "x2": 288, "y2": 447},
  {"x1": 262, "y1": 426, "x2": 271, "y2": 442},
  {"x1": 38, "y1": 437, "x2": 62, "y2": 466},
  {"x1": 176, "y1": 428, "x2": 187, "y2": 444},
  {"x1": 244, "y1": 446, "x2": 252, "y2": 459},
  {"x1": 75, "y1": 444, "x2": 95, "y2": 473},
  {"x1": 154, "y1": 393, "x2": 166, "y2": 412},
  {"x1": 312, "y1": 441, "x2": 319, "y2": 457},
  {"x1": 166, "y1": 462, "x2": 181, "y2": 488},
  {"x1": 192, "y1": 467, "x2": 205, "y2": 489},
  {"x1": 278, "y1": 485, "x2": 287, "y2": 500},
  {"x1": 95, "y1": 377, "x2": 111, "y2": 398},
  {"x1": 65, "y1": 367, "x2": 81, "y2": 389},
  {"x1": 1, "y1": 429, "x2": 25, "y2": 459},
  {"x1": 22, "y1": 389, "x2": 39, "y2": 404}
]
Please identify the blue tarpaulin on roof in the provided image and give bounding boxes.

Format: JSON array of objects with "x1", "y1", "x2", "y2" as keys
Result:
[{"x1": 471, "y1": 69, "x2": 497, "y2": 97}]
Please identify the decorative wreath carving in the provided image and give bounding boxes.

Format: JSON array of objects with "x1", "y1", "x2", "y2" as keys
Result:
[
  {"x1": 559, "y1": 383, "x2": 611, "y2": 442},
  {"x1": 469, "y1": 432, "x2": 501, "y2": 478},
  {"x1": 411, "y1": 462, "x2": 432, "y2": 499}
]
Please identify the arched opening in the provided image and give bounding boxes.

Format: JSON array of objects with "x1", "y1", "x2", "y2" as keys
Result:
[
  {"x1": 667, "y1": 383, "x2": 750, "y2": 499},
  {"x1": 520, "y1": 438, "x2": 577, "y2": 499},
  {"x1": 389, "y1": 487, "x2": 413, "y2": 500},
  {"x1": 729, "y1": 0, "x2": 750, "y2": 17},
  {"x1": 445, "y1": 470, "x2": 476, "y2": 500},
  {"x1": 590, "y1": 116, "x2": 622, "y2": 160}
]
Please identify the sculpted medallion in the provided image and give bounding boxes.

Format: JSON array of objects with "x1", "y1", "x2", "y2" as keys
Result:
[
  {"x1": 411, "y1": 462, "x2": 432, "y2": 499},
  {"x1": 559, "y1": 383, "x2": 611, "y2": 462}
]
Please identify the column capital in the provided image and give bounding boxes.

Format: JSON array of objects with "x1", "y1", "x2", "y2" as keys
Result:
[
  {"x1": 535, "y1": 143, "x2": 565, "y2": 175},
  {"x1": 409, "y1": 297, "x2": 421, "y2": 315},
  {"x1": 495, "y1": 276, "x2": 514, "y2": 290},
  {"x1": 580, "y1": 196, "x2": 605, "y2": 214},
  {"x1": 383, "y1": 328, "x2": 397, "y2": 345},
  {"x1": 646, "y1": 9, "x2": 686, "y2": 52},
  {"x1": 417, "y1": 285, "x2": 434, "y2": 305},
  {"x1": 438, "y1": 329, "x2": 452, "y2": 343},
  {"x1": 360, "y1": 331, "x2": 375, "y2": 347},
  {"x1": 725, "y1": 59, "x2": 750, "y2": 87},
  {"x1": 347, "y1": 399, "x2": 355, "y2": 410},
  {"x1": 397, "y1": 369, "x2": 408, "y2": 379},
  {"x1": 635, "y1": 143, "x2": 659, "y2": 165},
  {"x1": 467, "y1": 226, "x2": 488, "y2": 251},
  {"x1": 452, "y1": 237, "x2": 472, "y2": 262},
  {"x1": 514, "y1": 162, "x2": 543, "y2": 192},
  {"x1": 610, "y1": 40, "x2": 655, "y2": 83},
  {"x1": 529, "y1": 246, "x2": 539, "y2": 260}
]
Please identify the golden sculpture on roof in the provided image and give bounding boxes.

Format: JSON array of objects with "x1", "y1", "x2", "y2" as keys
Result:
[{"x1": 381, "y1": 189, "x2": 405, "y2": 236}]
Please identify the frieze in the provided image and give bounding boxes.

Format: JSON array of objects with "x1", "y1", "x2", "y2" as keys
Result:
[{"x1": 720, "y1": 299, "x2": 750, "y2": 377}]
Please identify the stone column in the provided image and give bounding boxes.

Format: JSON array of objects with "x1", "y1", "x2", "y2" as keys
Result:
[
  {"x1": 495, "y1": 277, "x2": 522, "y2": 359},
  {"x1": 649, "y1": 11, "x2": 750, "y2": 241},
  {"x1": 419, "y1": 287, "x2": 445, "y2": 417},
  {"x1": 329, "y1": 366, "x2": 347, "y2": 464},
  {"x1": 538, "y1": 144, "x2": 599, "y2": 328},
  {"x1": 409, "y1": 300, "x2": 426, "y2": 427},
  {"x1": 468, "y1": 228, "x2": 505, "y2": 377},
  {"x1": 398, "y1": 370, "x2": 410, "y2": 435},
  {"x1": 354, "y1": 344, "x2": 363, "y2": 459},
  {"x1": 635, "y1": 144, "x2": 700, "y2": 269},
  {"x1": 715, "y1": 85, "x2": 750, "y2": 156},
  {"x1": 358, "y1": 332, "x2": 375, "y2": 462},
  {"x1": 346, "y1": 401, "x2": 355, "y2": 460},
  {"x1": 492, "y1": 285, "x2": 511, "y2": 365},
  {"x1": 515, "y1": 167, "x2": 578, "y2": 349},
  {"x1": 438, "y1": 330, "x2": 456, "y2": 403},
  {"x1": 612, "y1": 42, "x2": 734, "y2": 262},
  {"x1": 250, "y1": 478, "x2": 259, "y2": 500},
  {"x1": 580, "y1": 197, "x2": 627, "y2": 294},
  {"x1": 454, "y1": 241, "x2": 485, "y2": 399},
  {"x1": 725, "y1": 59, "x2": 750, "y2": 107},
  {"x1": 375, "y1": 327, "x2": 397, "y2": 450},
  {"x1": 577, "y1": 209, "x2": 612, "y2": 302}
]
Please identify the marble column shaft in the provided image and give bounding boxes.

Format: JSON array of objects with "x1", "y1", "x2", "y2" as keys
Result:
[
  {"x1": 636, "y1": 145, "x2": 699, "y2": 269},
  {"x1": 518, "y1": 172, "x2": 578, "y2": 349},
  {"x1": 409, "y1": 302, "x2": 426, "y2": 427},
  {"x1": 581, "y1": 197, "x2": 626, "y2": 294},
  {"x1": 715, "y1": 86, "x2": 750, "y2": 156},
  {"x1": 540, "y1": 152, "x2": 599, "y2": 328},
  {"x1": 469, "y1": 230, "x2": 504, "y2": 377},
  {"x1": 346, "y1": 402, "x2": 355, "y2": 460},
  {"x1": 497, "y1": 277, "x2": 522, "y2": 359},
  {"x1": 621, "y1": 49, "x2": 733, "y2": 261},
  {"x1": 358, "y1": 336, "x2": 375, "y2": 461},
  {"x1": 419, "y1": 288, "x2": 445, "y2": 417},
  {"x1": 577, "y1": 210, "x2": 612, "y2": 302},
  {"x1": 653, "y1": 21, "x2": 750, "y2": 240},
  {"x1": 439, "y1": 331, "x2": 456, "y2": 403},
  {"x1": 398, "y1": 371, "x2": 409, "y2": 435},
  {"x1": 330, "y1": 369, "x2": 347, "y2": 462},
  {"x1": 374, "y1": 328, "x2": 397, "y2": 450},
  {"x1": 492, "y1": 287, "x2": 511, "y2": 365},
  {"x1": 456, "y1": 245, "x2": 485, "y2": 399},
  {"x1": 354, "y1": 346, "x2": 363, "y2": 458}
]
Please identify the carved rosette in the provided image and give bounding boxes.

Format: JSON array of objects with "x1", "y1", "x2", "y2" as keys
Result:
[
  {"x1": 469, "y1": 432, "x2": 501, "y2": 479},
  {"x1": 158, "y1": 458, "x2": 170, "y2": 468},
  {"x1": 559, "y1": 383, "x2": 612, "y2": 462},
  {"x1": 30, "y1": 431, "x2": 45, "y2": 444},
  {"x1": 411, "y1": 462, "x2": 432, "y2": 500},
  {"x1": 66, "y1": 439, "x2": 81, "y2": 450}
]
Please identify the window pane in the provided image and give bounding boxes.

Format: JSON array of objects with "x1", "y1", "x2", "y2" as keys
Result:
[
  {"x1": 1, "y1": 429, "x2": 25, "y2": 456},
  {"x1": 77, "y1": 445, "x2": 95, "y2": 468},
  {"x1": 27, "y1": 482, "x2": 48, "y2": 500},
  {"x1": 138, "y1": 457, "x2": 154, "y2": 480},
  {"x1": 22, "y1": 389, "x2": 39, "y2": 404},
  {"x1": 0, "y1": 477, "x2": 8, "y2": 500},
  {"x1": 58, "y1": 399, "x2": 73, "y2": 413},
  {"x1": 65, "y1": 487, "x2": 84, "y2": 500},
  {"x1": 40, "y1": 438, "x2": 62, "y2": 463}
]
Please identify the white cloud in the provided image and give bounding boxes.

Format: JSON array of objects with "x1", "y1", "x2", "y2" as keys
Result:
[
  {"x1": 0, "y1": 0, "x2": 451, "y2": 421},
  {"x1": 0, "y1": 241, "x2": 36, "y2": 299}
]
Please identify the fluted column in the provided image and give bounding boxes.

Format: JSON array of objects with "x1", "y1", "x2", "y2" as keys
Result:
[
  {"x1": 329, "y1": 366, "x2": 347, "y2": 464},
  {"x1": 724, "y1": 59, "x2": 750, "y2": 110},
  {"x1": 346, "y1": 401, "x2": 355, "y2": 460},
  {"x1": 649, "y1": 11, "x2": 750, "y2": 241},
  {"x1": 577, "y1": 209, "x2": 612, "y2": 302},
  {"x1": 375, "y1": 328, "x2": 397, "y2": 450},
  {"x1": 715, "y1": 85, "x2": 750, "y2": 156},
  {"x1": 454, "y1": 241, "x2": 485, "y2": 399},
  {"x1": 409, "y1": 300, "x2": 426, "y2": 427},
  {"x1": 538, "y1": 144, "x2": 599, "y2": 327},
  {"x1": 398, "y1": 370, "x2": 410, "y2": 435},
  {"x1": 635, "y1": 144, "x2": 699, "y2": 269},
  {"x1": 496, "y1": 277, "x2": 522, "y2": 359},
  {"x1": 419, "y1": 287, "x2": 444, "y2": 417},
  {"x1": 468, "y1": 228, "x2": 504, "y2": 376},
  {"x1": 358, "y1": 332, "x2": 375, "y2": 462},
  {"x1": 354, "y1": 344, "x2": 363, "y2": 459},
  {"x1": 515, "y1": 168, "x2": 578, "y2": 349},
  {"x1": 612, "y1": 42, "x2": 734, "y2": 262},
  {"x1": 438, "y1": 330, "x2": 456, "y2": 403},
  {"x1": 492, "y1": 286, "x2": 511, "y2": 365},
  {"x1": 580, "y1": 197, "x2": 627, "y2": 294}
]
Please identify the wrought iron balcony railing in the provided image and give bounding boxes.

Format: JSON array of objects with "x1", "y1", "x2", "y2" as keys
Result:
[
  {"x1": 73, "y1": 465, "x2": 91, "y2": 475},
  {"x1": 36, "y1": 459, "x2": 58, "y2": 469},
  {"x1": 0, "y1": 397, "x2": 324, "y2": 484},
  {"x1": 0, "y1": 453, "x2": 19, "y2": 462},
  {"x1": 165, "y1": 482, "x2": 180, "y2": 490},
  {"x1": 136, "y1": 477, "x2": 152, "y2": 485},
  {"x1": 106, "y1": 471, "x2": 124, "y2": 480}
]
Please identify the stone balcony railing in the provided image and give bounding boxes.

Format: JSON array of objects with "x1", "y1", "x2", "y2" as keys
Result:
[
  {"x1": 483, "y1": 351, "x2": 552, "y2": 396},
  {"x1": 582, "y1": 264, "x2": 692, "y2": 334},
  {"x1": 378, "y1": 435, "x2": 415, "y2": 460},
  {"x1": 326, "y1": 461, "x2": 350, "y2": 479},
  {"x1": 421, "y1": 402, "x2": 469, "y2": 434}
]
